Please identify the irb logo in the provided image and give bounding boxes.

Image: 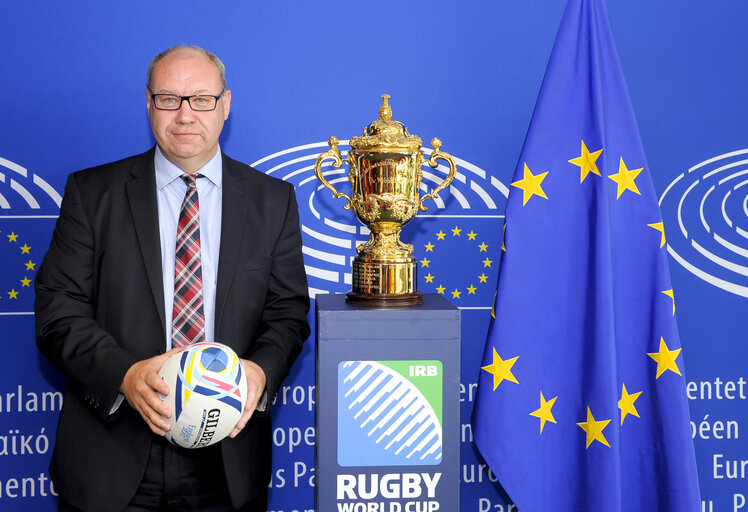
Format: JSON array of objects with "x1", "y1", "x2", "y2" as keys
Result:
[
  {"x1": 409, "y1": 364, "x2": 439, "y2": 377},
  {"x1": 338, "y1": 360, "x2": 443, "y2": 466}
]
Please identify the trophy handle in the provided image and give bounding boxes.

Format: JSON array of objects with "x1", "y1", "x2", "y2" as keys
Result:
[
  {"x1": 314, "y1": 136, "x2": 353, "y2": 210},
  {"x1": 419, "y1": 138, "x2": 456, "y2": 211}
]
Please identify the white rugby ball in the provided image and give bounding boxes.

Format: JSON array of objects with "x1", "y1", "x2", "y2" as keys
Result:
[{"x1": 158, "y1": 341, "x2": 247, "y2": 448}]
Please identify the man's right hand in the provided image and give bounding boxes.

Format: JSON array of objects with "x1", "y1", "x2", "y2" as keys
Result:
[{"x1": 120, "y1": 349, "x2": 178, "y2": 436}]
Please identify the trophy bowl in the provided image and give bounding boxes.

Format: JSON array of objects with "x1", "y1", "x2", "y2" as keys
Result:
[{"x1": 314, "y1": 94, "x2": 456, "y2": 306}]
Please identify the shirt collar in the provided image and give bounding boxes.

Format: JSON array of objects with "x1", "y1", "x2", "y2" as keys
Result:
[{"x1": 154, "y1": 146, "x2": 223, "y2": 190}]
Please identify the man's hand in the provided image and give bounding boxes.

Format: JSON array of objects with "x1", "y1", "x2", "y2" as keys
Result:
[
  {"x1": 120, "y1": 349, "x2": 179, "y2": 436},
  {"x1": 228, "y1": 359, "x2": 266, "y2": 439}
]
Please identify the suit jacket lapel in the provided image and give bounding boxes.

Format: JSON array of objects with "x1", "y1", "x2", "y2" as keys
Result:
[
  {"x1": 124, "y1": 148, "x2": 166, "y2": 338},
  {"x1": 215, "y1": 153, "x2": 248, "y2": 336}
]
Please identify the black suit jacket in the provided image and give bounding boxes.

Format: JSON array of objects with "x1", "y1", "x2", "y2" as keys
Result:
[{"x1": 35, "y1": 148, "x2": 310, "y2": 511}]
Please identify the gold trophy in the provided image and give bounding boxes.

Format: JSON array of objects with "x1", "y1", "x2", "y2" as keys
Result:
[{"x1": 314, "y1": 94, "x2": 456, "y2": 305}]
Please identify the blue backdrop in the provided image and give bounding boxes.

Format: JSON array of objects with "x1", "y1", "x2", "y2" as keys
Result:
[{"x1": 1, "y1": 1, "x2": 745, "y2": 511}]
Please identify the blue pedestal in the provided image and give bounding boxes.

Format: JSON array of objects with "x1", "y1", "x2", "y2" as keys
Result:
[{"x1": 316, "y1": 293, "x2": 461, "y2": 512}]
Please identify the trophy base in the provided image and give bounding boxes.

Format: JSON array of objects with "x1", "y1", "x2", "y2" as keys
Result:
[
  {"x1": 347, "y1": 257, "x2": 422, "y2": 306},
  {"x1": 346, "y1": 290, "x2": 423, "y2": 307}
]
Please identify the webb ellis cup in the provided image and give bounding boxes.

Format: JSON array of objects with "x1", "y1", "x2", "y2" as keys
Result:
[{"x1": 314, "y1": 94, "x2": 456, "y2": 305}]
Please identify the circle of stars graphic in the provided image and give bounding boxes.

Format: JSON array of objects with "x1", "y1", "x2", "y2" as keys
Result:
[{"x1": 1, "y1": 229, "x2": 36, "y2": 303}]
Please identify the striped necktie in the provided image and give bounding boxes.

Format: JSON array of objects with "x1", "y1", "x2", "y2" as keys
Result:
[{"x1": 172, "y1": 173, "x2": 206, "y2": 348}]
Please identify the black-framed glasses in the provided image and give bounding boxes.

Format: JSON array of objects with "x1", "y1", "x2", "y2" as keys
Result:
[{"x1": 149, "y1": 91, "x2": 224, "y2": 111}]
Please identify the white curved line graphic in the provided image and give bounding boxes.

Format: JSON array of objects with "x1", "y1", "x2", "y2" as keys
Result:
[
  {"x1": 325, "y1": 218, "x2": 357, "y2": 234},
  {"x1": 308, "y1": 191, "x2": 320, "y2": 220},
  {"x1": 659, "y1": 171, "x2": 684, "y2": 206},
  {"x1": 33, "y1": 175, "x2": 62, "y2": 207},
  {"x1": 249, "y1": 140, "x2": 348, "y2": 168},
  {"x1": 700, "y1": 184, "x2": 714, "y2": 234},
  {"x1": 471, "y1": 181, "x2": 498, "y2": 209},
  {"x1": 0, "y1": 157, "x2": 27, "y2": 177},
  {"x1": 308, "y1": 287, "x2": 329, "y2": 298},
  {"x1": 668, "y1": 245, "x2": 748, "y2": 298},
  {"x1": 703, "y1": 158, "x2": 748, "y2": 180},
  {"x1": 677, "y1": 178, "x2": 699, "y2": 238},
  {"x1": 300, "y1": 169, "x2": 346, "y2": 188},
  {"x1": 490, "y1": 176, "x2": 510, "y2": 197},
  {"x1": 10, "y1": 179, "x2": 40, "y2": 208},
  {"x1": 448, "y1": 184, "x2": 470, "y2": 209},
  {"x1": 718, "y1": 168, "x2": 748, "y2": 186},
  {"x1": 302, "y1": 245, "x2": 346, "y2": 265},
  {"x1": 689, "y1": 149, "x2": 748, "y2": 173},
  {"x1": 301, "y1": 225, "x2": 351, "y2": 249},
  {"x1": 691, "y1": 240, "x2": 748, "y2": 277},
  {"x1": 722, "y1": 190, "x2": 732, "y2": 228},
  {"x1": 713, "y1": 233, "x2": 748, "y2": 259}
]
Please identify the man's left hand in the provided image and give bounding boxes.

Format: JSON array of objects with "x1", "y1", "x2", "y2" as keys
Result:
[{"x1": 228, "y1": 359, "x2": 266, "y2": 438}]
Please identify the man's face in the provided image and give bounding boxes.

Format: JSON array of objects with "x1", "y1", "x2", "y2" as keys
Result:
[{"x1": 146, "y1": 50, "x2": 231, "y2": 173}]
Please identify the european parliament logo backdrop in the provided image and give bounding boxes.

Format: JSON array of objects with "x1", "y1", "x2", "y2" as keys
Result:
[{"x1": 1, "y1": 1, "x2": 748, "y2": 510}]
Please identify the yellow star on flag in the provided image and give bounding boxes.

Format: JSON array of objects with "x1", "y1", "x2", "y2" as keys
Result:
[
  {"x1": 20, "y1": 244, "x2": 31, "y2": 254},
  {"x1": 436, "y1": 285, "x2": 446, "y2": 294},
  {"x1": 481, "y1": 347, "x2": 519, "y2": 391},
  {"x1": 467, "y1": 284, "x2": 477, "y2": 294},
  {"x1": 424, "y1": 242, "x2": 435, "y2": 252},
  {"x1": 568, "y1": 140, "x2": 603, "y2": 183},
  {"x1": 647, "y1": 337, "x2": 682, "y2": 378},
  {"x1": 577, "y1": 407, "x2": 611, "y2": 448},
  {"x1": 662, "y1": 289, "x2": 675, "y2": 315},
  {"x1": 618, "y1": 383, "x2": 642, "y2": 425},
  {"x1": 482, "y1": 257, "x2": 493, "y2": 268},
  {"x1": 451, "y1": 289, "x2": 462, "y2": 299},
  {"x1": 529, "y1": 391, "x2": 557, "y2": 433},
  {"x1": 648, "y1": 221, "x2": 666, "y2": 248},
  {"x1": 478, "y1": 273, "x2": 489, "y2": 283},
  {"x1": 420, "y1": 257, "x2": 430, "y2": 268},
  {"x1": 511, "y1": 163, "x2": 549, "y2": 206},
  {"x1": 424, "y1": 273, "x2": 435, "y2": 283},
  {"x1": 7, "y1": 289, "x2": 19, "y2": 299},
  {"x1": 20, "y1": 277, "x2": 32, "y2": 287},
  {"x1": 436, "y1": 231, "x2": 446, "y2": 240},
  {"x1": 25, "y1": 260, "x2": 36, "y2": 271},
  {"x1": 608, "y1": 157, "x2": 642, "y2": 199},
  {"x1": 7, "y1": 232, "x2": 19, "y2": 242},
  {"x1": 478, "y1": 242, "x2": 489, "y2": 252},
  {"x1": 467, "y1": 231, "x2": 477, "y2": 240},
  {"x1": 452, "y1": 226, "x2": 462, "y2": 236}
]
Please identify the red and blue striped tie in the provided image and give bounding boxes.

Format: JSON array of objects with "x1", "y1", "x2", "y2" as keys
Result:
[{"x1": 172, "y1": 173, "x2": 206, "y2": 348}]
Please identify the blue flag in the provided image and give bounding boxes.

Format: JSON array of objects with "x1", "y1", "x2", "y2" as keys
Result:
[{"x1": 471, "y1": 0, "x2": 701, "y2": 510}]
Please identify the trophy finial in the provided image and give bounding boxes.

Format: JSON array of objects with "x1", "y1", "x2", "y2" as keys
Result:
[{"x1": 379, "y1": 94, "x2": 392, "y2": 121}]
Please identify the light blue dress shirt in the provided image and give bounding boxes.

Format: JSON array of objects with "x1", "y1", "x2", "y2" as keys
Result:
[{"x1": 154, "y1": 146, "x2": 223, "y2": 350}]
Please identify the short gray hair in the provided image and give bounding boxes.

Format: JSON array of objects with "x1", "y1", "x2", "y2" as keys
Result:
[{"x1": 147, "y1": 45, "x2": 227, "y2": 91}]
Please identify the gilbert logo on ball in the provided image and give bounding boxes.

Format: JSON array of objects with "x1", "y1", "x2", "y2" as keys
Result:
[{"x1": 158, "y1": 342, "x2": 247, "y2": 448}]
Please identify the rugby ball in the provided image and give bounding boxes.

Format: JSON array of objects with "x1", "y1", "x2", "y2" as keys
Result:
[{"x1": 158, "y1": 341, "x2": 247, "y2": 448}]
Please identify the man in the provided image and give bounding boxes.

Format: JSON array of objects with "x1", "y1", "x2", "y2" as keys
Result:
[{"x1": 34, "y1": 46, "x2": 310, "y2": 511}]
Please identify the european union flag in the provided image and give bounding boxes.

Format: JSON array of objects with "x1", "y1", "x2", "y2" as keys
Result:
[{"x1": 471, "y1": 0, "x2": 701, "y2": 510}]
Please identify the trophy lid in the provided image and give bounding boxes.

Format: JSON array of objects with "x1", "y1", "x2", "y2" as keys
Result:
[{"x1": 349, "y1": 95, "x2": 423, "y2": 153}]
